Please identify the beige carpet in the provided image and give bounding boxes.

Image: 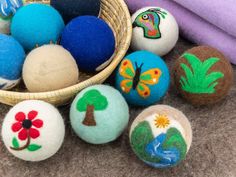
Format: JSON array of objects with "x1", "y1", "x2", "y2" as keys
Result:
[{"x1": 0, "y1": 38, "x2": 235, "y2": 177}]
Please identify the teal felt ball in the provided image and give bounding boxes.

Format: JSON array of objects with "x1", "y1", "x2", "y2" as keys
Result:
[
  {"x1": 115, "y1": 51, "x2": 170, "y2": 106},
  {"x1": 11, "y1": 4, "x2": 65, "y2": 51},
  {"x1": 70, "y1": 85, "x2": 129, "y2": 144},
  {"x1": 0, "y1": 34, "x2": 25, "y2": 90}
]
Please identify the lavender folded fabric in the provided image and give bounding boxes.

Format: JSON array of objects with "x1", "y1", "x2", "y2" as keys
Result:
[
  {"x1": 125, "y1": 0, "x2": 236, "y2": 64},
  {"x1": 173, "y1": 0, "x2": 236, "y2": 38}
]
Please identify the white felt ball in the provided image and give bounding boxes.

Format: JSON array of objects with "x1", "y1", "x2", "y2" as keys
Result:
[
  {"x1": 23, "y1": 44, "x2": 79, "y2": 92},
  {"x1": 1, "y1": 100, "x2": 65, "y2": 162},
  {"x1": 131, "y1": 7, "x2": 179, "y2": 56}
]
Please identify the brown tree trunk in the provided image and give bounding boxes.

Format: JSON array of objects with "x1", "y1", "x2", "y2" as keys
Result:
[{"x1": 82, "y1": 105, "x2": 96, "y2": 126}]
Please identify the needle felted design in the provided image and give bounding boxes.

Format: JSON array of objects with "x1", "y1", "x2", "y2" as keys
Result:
[
  {"x1": 129, "y1": 105, "x2": 192, "y2": 168},
  {"x1": 174, "y1": 46, "x2": 234, "y2": 105},
  {"x1": 0, "y1": 0, "x2": 23, "y2": 17},
  {"x1": 70, "y1": 85, "x2": 129, "y2": 144},
  {"x1": 133, "y1": 8, "x2": 167, "y2": 39},
  {"x1": 115, "y1": 51, "x2": 170, "y2": 106},
  {"x1": 1, "y1": 100, "x2": 65, "y2": 162},
  {"x1": 131, "y1": 6, "x2": 179, "y2": 56}
]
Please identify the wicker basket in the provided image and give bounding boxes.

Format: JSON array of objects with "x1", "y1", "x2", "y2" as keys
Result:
[{"x1": 0, "y1": 0, "x2": 132, "y2": 106}]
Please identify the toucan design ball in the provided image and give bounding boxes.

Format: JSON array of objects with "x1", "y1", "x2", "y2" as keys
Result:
[
  {"x1": 0, "y1": 34, "x2": 25, "y2": 90},
  {"x1": 50, "y1": 0, "x2": 101, "y2": 23},
  {"x1": 70, "y1": 85, "x2": 129, "y2": 144},
  {"x1": 130, "y1": 105, "x2": 192, "y2": 168},
  {"x1": 1, "y1": 100, "x2": 65, "y2": 161},
  {"x1": 115, "y1": 51, "x2": 170, "y2": 106},
  {"x1": 11, "y1": 3, "x2": 65, "y2": 51},
  {"x1": 131, "y1": 7, "x2": 179, "y2": 56},
  {"x1": 23, "y1": 44, "x2": 79, "y2": 92},
  {"x1": 174, "y1": 46, "x2": 234, "y2": 105},
  {"x1": 61, "y1": 16, "x2": 115, "y2": 72}
]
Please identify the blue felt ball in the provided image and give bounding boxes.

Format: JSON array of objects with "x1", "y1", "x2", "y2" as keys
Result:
[
  {"x1": 11, "y1": 4, "x2": 65, "y2": 51},
  {"x1": 50, "y1": 0, "x2": 101, "y2": 23},
  {"x1": 70, "y1": 85, "x2": 129, "y2": 144},
  {"x1": 115, "y1": 51, "x2": 170, "y2": 106},
  {"x1": 60, "y1": 16, "x2": 115, "y2": 72},
  {"x1": 0, "y1": 34, "x2": 25, "y2": 90}
]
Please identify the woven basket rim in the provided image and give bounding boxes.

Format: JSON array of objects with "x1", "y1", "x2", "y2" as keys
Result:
[{"x1": 0, "y1": 0, "x2": 132, "y2": 100}]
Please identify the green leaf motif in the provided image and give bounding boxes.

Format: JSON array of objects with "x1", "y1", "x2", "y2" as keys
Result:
[
  {"x1": 77, "y1": 89, "x2": 108, "y2": 112},
  {"x1": 180, "y1": 53, "x2": 224, "y2": 94},
  {"x1": 12, "y1": 137, "x2": 19, "y2": 148},
  {"x1": 27, "y1": 144, "x2": 42, "y2": 151},
  {"x1": 130, "y1": 121, "x2": 161, "y2": 163}
]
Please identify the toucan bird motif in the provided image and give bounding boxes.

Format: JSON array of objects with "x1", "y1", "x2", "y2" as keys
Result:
[{"x1": 133, "y1": 8, "x2": 167, "y2": 39}]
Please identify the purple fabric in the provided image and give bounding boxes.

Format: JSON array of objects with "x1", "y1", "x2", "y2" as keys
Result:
[
  {"x1": 173, "y1": 0, "x2": 236, "y2": 38},
  {"x1": 125, "y1": 0, "x2": 236, "y2": 65}
]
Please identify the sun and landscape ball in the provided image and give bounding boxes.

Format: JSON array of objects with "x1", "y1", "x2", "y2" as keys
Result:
[
  {"x1": 115, "y1": 51, "x2": 170, "y2": 106},
  {"x1": 0, "y1": 34, "x2": 25, "y2": 90},
  {"x1": 131, "y1": 6, "x2": 179, "y2": 56},
  {"x1": 22, "y1": 44, "x2": 79, "y2": 92},
  {"x1": 129, "y1": 105, "x2": 192, "y2": 168},
  {"x1": 60, "y1": 16, "x2": 115, "y2": 72},
  {"x1": 70, "y1": 85, "x2": 129, "y2": 144},
  {"x1": 11, "y1": 3, "x2": 65, "y2": 51},
  {"x1": 1, "y1": 100, "x2": 65, "y2": 162},
  {"x1": 174, "y1": 46, "x2": 234, "y2": 105},
  {"x1": 51, "y1": 0, "x2": 101, "y2": 23}
]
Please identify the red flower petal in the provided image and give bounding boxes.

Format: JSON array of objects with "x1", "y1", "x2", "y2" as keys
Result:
[
  {"x1": 18, "y1": 129, "x2": 28, "y2": 141},
  {"x1": 28, "y1": 110, "x2": 38, "y2": 120},
  {"x1": 15, "y1": 112, "x2": 26, "y2": 122},
  {"x1": 32, "y1": 119, "x2": 43, "y2": 128},
  {"x1": 11, "y1": 122, "x2": 22, "y2": 132},
  {"x1": 29, "y1": 128, "x2": 40, "y2": 139}
]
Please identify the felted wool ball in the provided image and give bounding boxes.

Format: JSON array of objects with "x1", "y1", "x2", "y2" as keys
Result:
[
  {"x1": 50, "y1": 0, "x2": 101, "y2": 24},
  {"x1": 0, "y1": 34, "x2": 25, "y2": 90},
  {"x1": 0, "y1": 0, "x2": 23, "y2": 17},
  {"x1": 115, "y1": 51, "x2": 170, "y2": 106},
  {"x1": 131, "y1": 7, "x2": 179, "y2": 56},
  {"x1": 130, "y1": 105, "x2": 192, "y2": 168},
  {"x1": 11, "y1": 4, "x2": 65, "y2": 51},
  {"x1": 173, "y1": 46, "x2": 234, "y2": 106},
  {"x1": 22, "y1": 44, "x2": 79, "y2": 92},
  {"x1": 70, "y1": 85, "x2": 129, "y2": 144},
  {"x1": 1, "y1": 100, "x2": 65, "y2": 161},
  {"x1": 60, "y1": 16, "x2": 115, "y2": 72}
]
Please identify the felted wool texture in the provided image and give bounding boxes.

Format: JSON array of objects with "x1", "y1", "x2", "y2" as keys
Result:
[
  {"x1": 60, "y1": 16, "x2": 115, "y2": 72},
  {"x1": 70, "y1": 85, "x2": 129, "y2": 144},
  {"x1": 1, "y1": 100, "x2": 65, "y2": 162},
  {"x1": 0, "y1": 0, "x2": 23, "y2": 17},
  {"x1": 131, "y1": 7, "x2": 179, "y2": 56},
  {"x1": 50, "y1": 0, "x2": 101, "y2": 24},
  {"x1": 0, "y1": 34, "x2": 25, "y2": 90},
  {"x1": 173, "y1": 46, "x2": 234, "y2": 106},
  {"x1": 22, "y1": 44, "x2": 79, "y2": 92},
  {"x1": 129, "y1": 105, "x2": 192, "y2": 168},
  {"x1": 115, "y1": 51, "x2": 170, "y2": 106},
  {"x1": 11, "y1": 3, "x2": 65, "y2": 52}
]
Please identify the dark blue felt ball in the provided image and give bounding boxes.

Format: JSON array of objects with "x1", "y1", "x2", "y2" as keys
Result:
[
  {"x1": 60, "y1": 16, "x2": 115, "y2": 72},
  {"x1": 50, "y1": 0, "x2": 101, "y2": 23}
]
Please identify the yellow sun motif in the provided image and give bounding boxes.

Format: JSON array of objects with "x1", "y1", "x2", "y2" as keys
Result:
[{"x1": 154, "y1": 114, "x2": 170, "y2": 128}]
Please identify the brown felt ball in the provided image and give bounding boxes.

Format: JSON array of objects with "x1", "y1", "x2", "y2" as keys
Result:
[{"x1": 173, "y1": 46, "x2": 233, "y2": 105}]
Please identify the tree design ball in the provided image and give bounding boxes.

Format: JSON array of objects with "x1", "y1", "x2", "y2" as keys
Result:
[
  {"x1": 129, "y1": 105, "x2": 192, "y2": 168},
  {"x1": 11, "y1": 3, "x2": 65, "y2": 51},
  {"x1": 131, "y1": 7, "x2": 179, "y2": 56},
  {"x1": 1, "y1": 100, "x2": 65, "y2": 161},
  {"x1": 173, "y1": 46, "x2": 234, "y2": 105},
  {"x1": 70, "y1": 85, "x2": 129, "y2": 144},
  {"x1": 115, "y1": 51, "x2": 170, "y2": 106}
]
